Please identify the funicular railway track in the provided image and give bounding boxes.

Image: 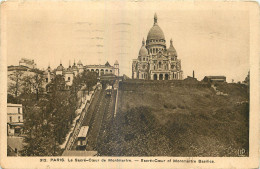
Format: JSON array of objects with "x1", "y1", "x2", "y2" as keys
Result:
[
  {"x1": 85, "y1": 88, "x2": 113, "y2": 151},
  {"x1": 71, "y1": 88, "x2": 102, "y2": 150},
  {"x1": 97, "y1": 90, "x2": 117, "y2": 149},
  {"x1": 71, "y1": 79, "x2": 118, "y2": 152}
]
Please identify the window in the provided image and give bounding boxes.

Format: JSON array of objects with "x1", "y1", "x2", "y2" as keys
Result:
[
  {"x1": 46, "y1": 78, "x2": 48, "y2": 82},
  {"x1": 9, "y1": 117, "x2": 12, "y2": 122},
  {"x1": 143, "y1": 58, "x2": 145, "y2": 61},
  {"x1": 159, "y1": 62, "x2": 162, "y2": 68},
  {"x1": 68, "y1": 77, "x2": 70, "y2": 81},
  {"x1": 18, "y1": 116, "x2": 21, "y2": 122},
  {"x1": 18, "y1": 108, "x2": 20, "y2": 114}
]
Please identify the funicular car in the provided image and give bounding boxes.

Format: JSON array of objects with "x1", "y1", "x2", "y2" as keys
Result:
[{"x1": 76, "y1": 126, "x2": 89, "y2": 150}]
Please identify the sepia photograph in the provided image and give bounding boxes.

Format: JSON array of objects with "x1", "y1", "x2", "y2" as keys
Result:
[{"x1": 0, "y1": 1, "x2": 259, "y2": 168}]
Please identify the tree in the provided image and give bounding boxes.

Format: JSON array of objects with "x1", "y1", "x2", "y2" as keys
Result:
[
  {"x1": 8, "y1": 70, "x2": 24, "y2": 97},
  {"x1": 22, "y1": 73, "x2": 45, "y2": 100},
  {"x1": 82, "y1": 71, "x2": 98, "y2": 94}
]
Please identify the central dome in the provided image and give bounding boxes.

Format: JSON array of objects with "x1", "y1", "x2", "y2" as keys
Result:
[{"x1": 147, "y1": 13, "x2": 165, "y2": 41}]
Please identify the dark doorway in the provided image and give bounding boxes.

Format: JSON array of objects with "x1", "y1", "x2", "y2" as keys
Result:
[
  {"x1": 165, "y1": 74, "x2": 169, "y2": 80},
  {"x1": 154, "y1": 74, "x2": 157, "y2": 80},
  {"x1": 159, "y1": 74, "x2": 163, "y2": 80}
]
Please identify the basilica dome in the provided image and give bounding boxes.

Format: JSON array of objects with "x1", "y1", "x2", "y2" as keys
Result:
[
  {"x1": 147, "y1": 13, "x2": 165, "y2": 41},
  {"x1": 139, "y1": 39, "x2": 148, "y2": 56},
  {"x1": 168, "y1": 39, "x2": 177, "y2": 55}
]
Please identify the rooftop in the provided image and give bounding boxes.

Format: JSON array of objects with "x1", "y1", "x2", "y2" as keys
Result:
[
  {"x1": 78, "y1": 126, "x2": 89, "y2": 138},
  {"x1": 7, "y1": 103, "x2": 22, "y2": 107}
]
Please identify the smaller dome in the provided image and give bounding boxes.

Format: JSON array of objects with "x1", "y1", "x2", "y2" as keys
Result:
[
  {"x1": 139, "y1": 39, "x2": 148, "y2": 56},
  {"x1": 72, "y1": 60, "x2": 78, "y2": 70},
  {"x1": 56, "y1": 64, "x2": 64, "y2": 71},
  {"x1": 72, "y1": 65, "x2": 78, "y2": 70},
  {"x1": 168, "y1": 39, "x2": 177, "y2": 55},
  {"x1": 67, "y1": 66, "x2": 73, "y2": 72}
]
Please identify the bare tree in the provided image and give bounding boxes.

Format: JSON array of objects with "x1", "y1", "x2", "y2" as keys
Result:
[
  {"x1": 8, "y1": 70, "x2": 24, "y2": 97},
  {"x1": 23, "y1": 73, "x2": 45, "y2": 100}
]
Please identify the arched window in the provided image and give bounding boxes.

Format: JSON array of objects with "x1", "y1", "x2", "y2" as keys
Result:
[
  {"x1": 156, "y1": 48, "x2": 158, "y2": 53},
  {"x1": 46, "y1": 78, "x2": 48, "y2": 82},
  {"x1": 153, "y1": 48, "x2": 155, "y2": 53},
  {"x1": 143, "y1": 58, "x2": 145, "y2": 61},
  {"x1": 68, "y1": 77, "x2": 70, "y2": 81},
  {"x1": 154, "y1": 74, "x2": 157, "y2": 80},
  {"x1": 159, "y1": 62, "x2": 162, "y2": 68}
]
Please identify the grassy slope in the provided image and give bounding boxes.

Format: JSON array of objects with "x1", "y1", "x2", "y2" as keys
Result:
[{"x1": 100, "y1": 80, "x2": 249, "y2": 157}]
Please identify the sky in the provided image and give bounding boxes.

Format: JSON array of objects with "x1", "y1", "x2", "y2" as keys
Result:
[{"x1": 3, "y1": 1, "x2": 251, "y2": 82}]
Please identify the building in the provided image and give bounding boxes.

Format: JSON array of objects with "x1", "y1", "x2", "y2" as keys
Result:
[
  {"x1": 47, "y1": 60, "x2": 119, "y2": 87},
  {"x1": 19, "y1": 58, "x2": 36, "y2": 69},
  {"x1": 203, "y1": 76, "x2": 226, "y2": 83},
  {"x1": 132, "y1": 13, "x2": 183, "y2": 80},
  {"x1": 85, "y1": 61, "x2": 119, "y2": 77},
  {"x1": 7, "y1": 104, "x2": 24, "y2": 136}
]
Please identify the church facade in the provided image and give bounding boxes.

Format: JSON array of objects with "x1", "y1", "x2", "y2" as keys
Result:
[{"x1": 132, "y1": 14, "x2": 183, "y2": 80}]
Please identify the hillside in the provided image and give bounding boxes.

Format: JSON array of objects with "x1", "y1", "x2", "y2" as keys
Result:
[{"x1": 98, "y1": 80, "x2": 249, "y2": 157}]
